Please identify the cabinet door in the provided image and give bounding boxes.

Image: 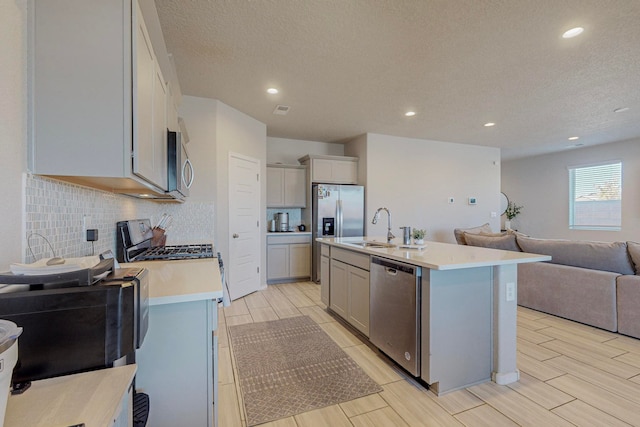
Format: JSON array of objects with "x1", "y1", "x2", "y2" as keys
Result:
[
  {"x1": 289, "y1": 243, "x2": 311, "y2": 278},
  {"x1": 151, "y1": 62, "x2": 168, "y2": 189},
  {"x1": 311, "y1": 159, "x2": 334, "y2": 182},
  {"x1": 267, "y1": 244, "x2": 289, "y2": 280},
  {"x1": 348, "y1": 266, "x2": 370, "y2": 336},
  {"x1": 266, "y1": 167, "x2": 284, "y2": 207},
  {"x1": 133, "y1": 2, "x2": 155, "y2": 185},
  {"x1": 333, "y1": 161, "x2": 358, "y2": 184},
  {"x1": 320, "y1": 255, "x2": 330, "y2": 306},
  {"x1": 284, "y1": 168, "x2": 306, "y2": 207},
  {"x1": 329, "y1": 260, "x2": 348, "y2": 318}
]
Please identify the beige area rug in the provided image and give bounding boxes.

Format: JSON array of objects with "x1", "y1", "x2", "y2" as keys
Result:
[{"x1": 228, "y1": 315, "x2": 383, "y2": 426}]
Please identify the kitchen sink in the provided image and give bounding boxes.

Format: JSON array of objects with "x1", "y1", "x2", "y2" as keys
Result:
[{"x1": 345, "y1": 241, "x2": 396, "y2": 249}]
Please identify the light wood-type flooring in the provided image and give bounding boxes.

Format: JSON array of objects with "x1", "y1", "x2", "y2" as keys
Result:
[{"x1": 218, "y1": 281, "x2": 640, "y2": 426}]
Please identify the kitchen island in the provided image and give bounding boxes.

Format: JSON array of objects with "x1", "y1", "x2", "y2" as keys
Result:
[
  {"x1": 123, "y1": 258, "x2": 223, "y2": 427},
  {"x1": 318, "y1": 237, "x2": 550, "y2": 394}
]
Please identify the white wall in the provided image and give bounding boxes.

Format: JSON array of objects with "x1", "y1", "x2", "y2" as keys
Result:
[
  {"x1": 1, "y1": 0, "x2": 26, "y2": 270},
  {"x1": 266, "y1": 137, "x2": 344, "y2": 164},
  {"x1": 502, "y1": 138, "x2": 640, "y2": 242},
  {"x1": 214, "y1": 100, "x2": 267, "y2": 286},
  {"x1": 347, "y1": 133, "x2": 501, "y2": 243}
]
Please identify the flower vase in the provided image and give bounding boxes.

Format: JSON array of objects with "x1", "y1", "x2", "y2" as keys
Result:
[
  {"x1": 504, "y1": 220, "x2": 512, "y2": 230},
  {"x1": 414, "y1": 239, "x2": 425, "y2": 245}
]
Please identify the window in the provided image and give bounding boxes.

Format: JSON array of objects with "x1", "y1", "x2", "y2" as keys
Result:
[{"x1": 569, "y1": 162, "x2": 622, "y2": 230}]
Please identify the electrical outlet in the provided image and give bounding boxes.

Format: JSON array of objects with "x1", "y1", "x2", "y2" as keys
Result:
[{"x1": 506, "y1": 282, "x2": 515, "y2": 301}]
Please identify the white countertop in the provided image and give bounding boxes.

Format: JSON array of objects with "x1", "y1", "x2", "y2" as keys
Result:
[
  {"x1": 5, "y1": 365, "x2": 136, "y2": 427},
  {"x1": 123, "y1": 258, "x2": 223, "y2": 306},
  {"x1": 317, "y1": 237, "x2": 551, "y2": 270},
  {"x1": 267, "y1": 231, "x2": 312, "y2": 235}
]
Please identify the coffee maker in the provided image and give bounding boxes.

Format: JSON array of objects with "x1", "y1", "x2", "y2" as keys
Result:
[{"x1": 275, "y1": 212, "x2": 289, "y2": 232}]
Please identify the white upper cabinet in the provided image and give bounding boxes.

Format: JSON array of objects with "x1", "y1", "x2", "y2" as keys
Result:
[
  {"x1": 28, "y1": 0, "x2": 174, "y2": 197},
  {"x1": 267, "y1": 165, "x2": 306, "y2": 208},
  {"x1": 298, "y1": 155, "x2": 358, "y2": 184}
]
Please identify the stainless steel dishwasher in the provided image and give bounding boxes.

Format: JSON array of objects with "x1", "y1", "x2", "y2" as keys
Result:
[{"x1": 370, "y1": 256, "x2": 421, "y2": 376}]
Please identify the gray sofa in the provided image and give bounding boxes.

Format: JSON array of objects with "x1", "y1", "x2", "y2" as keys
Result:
[{"x1": 454, "y1": 224, "x2": 640, "y2": 339}]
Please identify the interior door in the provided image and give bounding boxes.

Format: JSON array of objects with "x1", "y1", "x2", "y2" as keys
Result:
[{"x1": 228, "y1": 153, "x2": 261, "y2": 300}]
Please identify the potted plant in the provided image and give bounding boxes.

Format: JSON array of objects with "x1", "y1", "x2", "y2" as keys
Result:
[
  {"x1": 504, "y1": 201, "x2": 523, "y2": 230},
  {"x1": 412, "y1": 228, "x2": 426, "y2": 245}
]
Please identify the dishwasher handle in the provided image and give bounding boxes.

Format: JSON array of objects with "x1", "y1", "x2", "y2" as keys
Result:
[{"x1": 371, "y1": 256, "x2": 421, "y2": 277}]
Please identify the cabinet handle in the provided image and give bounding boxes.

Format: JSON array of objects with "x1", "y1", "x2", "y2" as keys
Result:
[{"x1": 233, "y1": 233, "x2": 239, "y2": 238}]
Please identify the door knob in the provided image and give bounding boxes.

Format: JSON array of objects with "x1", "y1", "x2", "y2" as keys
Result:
[{"x1": 233, "y1": 233, "x2": 239, "y2": 238}]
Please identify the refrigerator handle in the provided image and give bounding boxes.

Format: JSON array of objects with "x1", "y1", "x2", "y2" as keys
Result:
[{"x1": 337, "y1": 200, "x2": 343, "y2": 237}]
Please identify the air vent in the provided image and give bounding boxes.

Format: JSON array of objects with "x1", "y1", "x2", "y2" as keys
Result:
[{"x1": 273, "y1": 105, "x2": 290, "y2": 115}]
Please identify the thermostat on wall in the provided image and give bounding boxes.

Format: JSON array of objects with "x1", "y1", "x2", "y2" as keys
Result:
[{"x1": 468, "y1": 197, "x2": 477, "y2": 205}]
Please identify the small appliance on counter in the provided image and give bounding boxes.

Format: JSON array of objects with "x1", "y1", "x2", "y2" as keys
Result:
[
  {"x1": 0, "y1": 258, "x2": 148, "y2": 394},
  {"x1": 275, "y1": 212, "x2": 289, "y2": 232},
  {"x1": 0, "y1": 320, "x2": 22, "y2": 425}
]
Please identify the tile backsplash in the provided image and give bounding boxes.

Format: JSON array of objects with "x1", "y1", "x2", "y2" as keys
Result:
[{"x1": 23, "y1": 174, "x2": 215, "y2": 263}]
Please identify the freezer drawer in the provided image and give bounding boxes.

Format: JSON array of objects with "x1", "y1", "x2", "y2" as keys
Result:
[{"x1": 369, "y1": 256, "x2": 421, "y2": 376}]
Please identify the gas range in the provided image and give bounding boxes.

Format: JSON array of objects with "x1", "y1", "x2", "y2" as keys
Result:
[
  {"x1": 116, "y1": 219, "x2": 215, "y2": 263},
  {"x1": 134, "y1": 243, "x2": 215, "y2": 261}
]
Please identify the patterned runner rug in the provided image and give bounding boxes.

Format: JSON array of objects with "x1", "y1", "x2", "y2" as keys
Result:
[{"x1": 228, "y1": 315, "x2": 383, "y2": 426}]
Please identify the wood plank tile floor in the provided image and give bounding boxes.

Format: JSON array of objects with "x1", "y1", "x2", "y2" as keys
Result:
[{"x1": 218, "y1": 282, "x2": 640, "y2": 426}]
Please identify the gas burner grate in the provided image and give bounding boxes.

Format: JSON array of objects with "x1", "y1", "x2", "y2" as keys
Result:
[{"x1": 136, "y1": 244, "x2": 215, "y2": 261}]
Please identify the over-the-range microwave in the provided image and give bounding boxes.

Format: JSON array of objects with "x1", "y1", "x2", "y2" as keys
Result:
[{"x1": 167, "y1": 129, "x2": 194, "y2": 200}]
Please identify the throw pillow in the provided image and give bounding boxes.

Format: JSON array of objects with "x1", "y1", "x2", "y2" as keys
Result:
[
  {"x1": 464, "y1": 233, "x2": 521, "y2": 251},
  {"x1": 516, "y1": 236, "x2": 634, "y2": 275},
  {"x1": 627, "y1": 241, "x2": 640, "y2": 274},
  {"x1": 453, "y1": 223, "x2": 493, "y2": 245}
]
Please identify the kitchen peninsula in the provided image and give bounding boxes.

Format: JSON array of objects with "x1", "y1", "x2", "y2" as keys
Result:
[
  {"x1": 318, "y1": 237, "x2": 550, "y2": 395},
  {"x1": 123, "y1": 258, "x2": 223, "y2": 427}
]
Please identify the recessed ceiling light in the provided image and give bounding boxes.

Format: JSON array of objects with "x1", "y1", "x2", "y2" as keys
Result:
[
  {"x1": 405, "y1": 111, "x2": 416, "y2": 117},
  {"x1": 614, "y1": 107, "x2": 630, "y2": 113},
  {"x1": 568, "y1": 136, "x2": 579, "y2": 141},
  {"x1": 484, "y1": 122, "x2": 495, "y2": 127},
  {"x1": 267, "y1": 88, "x2": 279, "y2": 94},
  {"x1": 562, "y1": 27, "x2": 584, "y2": 39}
]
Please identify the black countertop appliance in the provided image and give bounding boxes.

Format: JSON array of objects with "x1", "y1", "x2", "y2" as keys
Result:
[{"x1": 0, "y1": 259, "x2": 148, "y2": 391}]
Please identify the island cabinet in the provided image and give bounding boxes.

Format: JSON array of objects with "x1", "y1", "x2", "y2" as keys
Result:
[
  {"x1": 28, "y1": 0, "x2": 171, "y2": 197},
  {"x1": 267, "y1": 165, "x2": 307, "y2": 208},
  {"x1": 320, "y1": 244, "x2": 330, "y2": 305},
  {"x1": 329, "y1": 247, "x2": 370, "y2": 336},
  {"x1": 267, "y1": 234, "x2": 312, "y2": 283},
  {"x1": 298, "y1": 155, "x2": 359, "y2": 184}
]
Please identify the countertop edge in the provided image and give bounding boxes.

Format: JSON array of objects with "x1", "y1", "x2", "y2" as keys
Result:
[
  {"x1": 149, "y1": 290, "x2": 223, "y2": 306},
  {"x1": 318, "y1": 238, "x2": 551, "y2": 270}
]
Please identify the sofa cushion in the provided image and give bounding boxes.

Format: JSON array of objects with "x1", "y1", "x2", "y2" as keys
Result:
[
  {"x1": 453, "y1": 223, "x2": 493, "y2": 245},
  {"x1": 516, "y1": 236, "x2": 634, "y2": 275},
  {"x1": 627, "y1": 241, "x2": 640, "y2": 274},
  {"x1": 464, "y1": 233, "x2": 521, "y2": 251}
]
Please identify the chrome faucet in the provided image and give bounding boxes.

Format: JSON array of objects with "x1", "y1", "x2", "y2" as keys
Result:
[{"x1": 372, "y1": 207, "x2": 395, "y2": 243}]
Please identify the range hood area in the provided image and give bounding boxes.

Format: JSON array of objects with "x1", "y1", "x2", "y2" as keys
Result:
[{"x1": 45, "y1": 175, "x2": 185, "y2": 203}]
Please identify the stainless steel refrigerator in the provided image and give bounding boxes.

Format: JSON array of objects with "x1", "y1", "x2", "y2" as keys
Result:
[{"x1": 312, "y1": 184, "x2": 365, "y2": 282}]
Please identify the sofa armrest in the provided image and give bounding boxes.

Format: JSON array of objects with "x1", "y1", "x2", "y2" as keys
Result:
[{"x1": 617, "y1": 275, "x2": 640, "y2": 339}]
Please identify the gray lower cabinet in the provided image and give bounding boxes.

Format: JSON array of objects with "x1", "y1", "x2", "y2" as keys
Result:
[
  {"x1": 320, "y1": 245, "x2": 330, "y2": 306},
  {"x1": 267, "y1": 234, "x2": 311, "y2": 283},
  {"x1": 421, "y1": 267, "x2": 492, "y2": 395},
  {"x1": 328, "y1": 248, "x2": 370, "y2": 336}
]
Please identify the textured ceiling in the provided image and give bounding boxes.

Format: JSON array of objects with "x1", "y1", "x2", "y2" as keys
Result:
[{"x1": 154, "y1": 0, "x2": 640, "y2": 160}]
